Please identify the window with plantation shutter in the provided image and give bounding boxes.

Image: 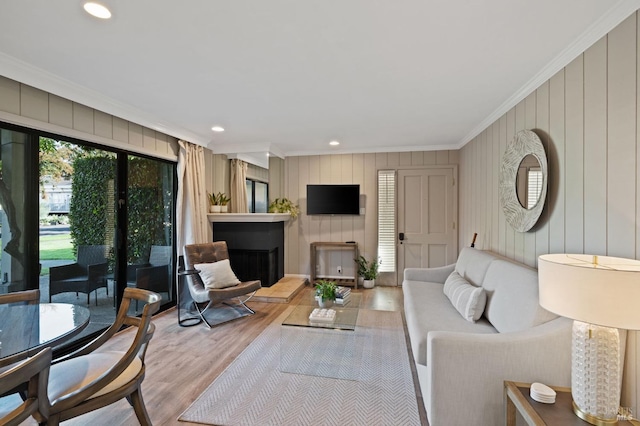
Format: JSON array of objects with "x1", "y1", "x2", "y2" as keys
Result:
[
  {"x1": 377, "y1": 170, "x2": 396, "y2": 273},
  {"x1": 527, "y1": 169, "x2": 543, "y2": 209}
]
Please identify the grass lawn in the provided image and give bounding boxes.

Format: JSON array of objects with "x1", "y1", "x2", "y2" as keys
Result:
[
  {"x1": 0, "y1": 234, "x2": 75, "y2": 275},
  {"x1": 40, "y1": 234, "x2": 74, "y2": 260},
  {"x1": 39, "y1": 234, "x2": 74, "y2": 275}
]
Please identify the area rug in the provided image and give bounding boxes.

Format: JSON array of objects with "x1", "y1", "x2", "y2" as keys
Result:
[{"x1": 178, "y1": 307, "x2": 421, "y2": 425}]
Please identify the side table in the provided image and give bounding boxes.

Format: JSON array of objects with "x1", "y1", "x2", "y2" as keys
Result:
[
  {"x1": 177, "y1": 268, "x2": 202, "y2": 327},
  {"x1": 504, "y1": 381, "x2": 635, "y2": 425}
]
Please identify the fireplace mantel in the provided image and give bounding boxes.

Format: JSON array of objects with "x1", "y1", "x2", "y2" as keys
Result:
[{"x1": 208, "y1": 213, "x2": 290, "y2": 223}]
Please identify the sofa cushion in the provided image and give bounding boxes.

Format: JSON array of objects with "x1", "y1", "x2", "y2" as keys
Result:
[
  {"x1": 443, "y1": 272, "x2": 486, "y2": 322},
  {"x1": 482, "y1": 259, "x2": 558, "y2": 333},
  {"x1": 402, "y1": 280, "x2": 497, "y2": 366},
  {"x1": 454, "y1": 247, "x2": 497, "y2": 286}
]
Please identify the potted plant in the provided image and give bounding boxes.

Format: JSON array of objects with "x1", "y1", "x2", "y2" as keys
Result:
[
  {"x1": 217, "y1": 193, "x2": 231, "y2": 212},
  {"x1": 208, "y1": 192, "x2": 221, "y2": 213},
  {"x1": 314, "y1": 279, "x2": 337, "y2": 308},
  {"x1": 356, "y1": 255, "x2": 380, "y2": 289},
  {"x1": 268, "y1": 197, "x2": 300, "y2": 218}
]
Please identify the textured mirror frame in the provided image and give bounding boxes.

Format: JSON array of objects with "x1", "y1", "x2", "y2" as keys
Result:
[{"x1": 499, "y1": 130, "x2": 548, "y2": 232}]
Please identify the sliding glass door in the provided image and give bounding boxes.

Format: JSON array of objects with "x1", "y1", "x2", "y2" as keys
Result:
[
  {"x1": 124, "y1": 155, "x2": 174, "y2": 314},
  {"x1": 0, "y1": 127, "x2": 38, "y2": 294},
  {"x1": 40, "y1": 140, "x2": 118, "y2": 334},
  {"x1": 0, "y1": 121, "x2": 176, "y2": 347}
]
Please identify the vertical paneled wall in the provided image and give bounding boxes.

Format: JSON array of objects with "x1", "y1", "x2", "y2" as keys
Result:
[
  {"x1": 269, "y1": 156, "x2": 285, "y2": 202},
  {"x1": 0, "y1": 76, "x2": 179, "y2": 159},
  {"x1": 459, "y1": 12, "x2": 639, "y2": 413},
  {"x1": 284, "y1": 150, "x2": 458, "y2": 285}
]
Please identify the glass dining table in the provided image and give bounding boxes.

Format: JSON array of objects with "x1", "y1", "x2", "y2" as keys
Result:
[{"x1": 0, "y1": 302, "x2": 90, "y2": 368}]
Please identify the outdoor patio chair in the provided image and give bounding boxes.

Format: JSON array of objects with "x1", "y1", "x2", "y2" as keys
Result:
[
  {"x1": 127, "y1": 245, "x2": 171, "y2": 307},
  {"x1": 183, "y1": 241, "x2": 261, "y2": 328},
  {"x1": 49, "y1": 245, "x2": 109, "y2": 306},
  {"x1": 45, "y1": 287, "x2": 160, "y2": 425}
]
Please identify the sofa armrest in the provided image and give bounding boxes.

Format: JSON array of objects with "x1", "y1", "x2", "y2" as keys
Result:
[
  {"x1": 425, "y1": 317, "x2": 572, "y2": 426},
  {"x1": 403, "y1": 263, "x2": 455, "y2": 284}
]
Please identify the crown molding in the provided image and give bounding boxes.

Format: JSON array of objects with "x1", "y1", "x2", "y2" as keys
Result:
[
  {"x1": 458, "y1": 0, "x2": 640, "y2": 149},
  {"x1": 0, "y1": 52, "x2": 208, "y2": 146}
]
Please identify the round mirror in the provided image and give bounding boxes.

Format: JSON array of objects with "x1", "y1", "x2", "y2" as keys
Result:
[
  {"x1": 499, "y1": 130, "x2": 548, "y2": 232},
  {"x1": 515, "y1": 154, "x2": 543, "y2": 210}
]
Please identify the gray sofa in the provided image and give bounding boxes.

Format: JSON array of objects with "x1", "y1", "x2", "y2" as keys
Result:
[{"x1": 402, "y1": 247, "x2": 572, "y2": 426}]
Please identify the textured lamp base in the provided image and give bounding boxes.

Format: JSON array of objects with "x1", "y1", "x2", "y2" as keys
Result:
[
  {"x1": 573, "y1": 401, "x2": 619, "y2": 426},
  {"x1": 571, "y1": 321, "x2": 621, "y2": 425}
]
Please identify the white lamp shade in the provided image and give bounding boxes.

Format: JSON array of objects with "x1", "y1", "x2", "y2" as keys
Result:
[{"x1": 539, "y1": 253, "x2": 640, "y2": 330}]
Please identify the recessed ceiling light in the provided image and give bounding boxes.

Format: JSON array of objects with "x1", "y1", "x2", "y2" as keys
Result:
[
  {"x1": 83, "y1": 2, "x2": 112, "y2": 19},
  {"x1": 211, "y1": 126, "x2": 225, "y2": 132},
  {"x1": 329, "y1": 140, "x2": 340, "y2": 146}
]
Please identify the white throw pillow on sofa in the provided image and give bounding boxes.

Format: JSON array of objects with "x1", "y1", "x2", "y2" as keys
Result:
[
  {"x1": 443, "y1": 271, "x2": 486, "y2": 322},
  {"x1": 195, "y1": 259, "x2": 240, "y2": 289}
]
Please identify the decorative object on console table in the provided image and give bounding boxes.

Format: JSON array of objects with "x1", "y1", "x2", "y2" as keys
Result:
[
  {"x1": 538, "y1": 254, "x2": 640, "y2": 426},
  {"x1": 470, "y1": 232, "x2": 477, "y2": 247}
]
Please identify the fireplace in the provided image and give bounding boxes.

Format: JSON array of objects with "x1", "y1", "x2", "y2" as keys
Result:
[{"x1": 210, "y1": 214, "x2": 288, "y2": 287}]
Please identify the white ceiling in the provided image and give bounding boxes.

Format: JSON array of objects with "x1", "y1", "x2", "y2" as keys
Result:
[{"x1": 1, "y1": 1, "x2": 638, "y2": 159}]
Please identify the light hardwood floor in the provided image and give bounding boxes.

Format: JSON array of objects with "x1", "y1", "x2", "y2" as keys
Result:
[{"x1": 17, "y1": 285, "x2": 425, "y2": 425}]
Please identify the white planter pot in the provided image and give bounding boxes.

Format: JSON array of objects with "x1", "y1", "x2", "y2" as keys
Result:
[
  {"x1": 220, "y1": 205, "x2": 228, "y2": 213},
  {"x1": 318, "y1": 298, "x2": 333, "y2": 308},
  {"x1": 210, "y1": 205, "x2": 222, "y2": 213},
  {"x1": 363, "y1": 279, "x2": 375, "y2": 289}
]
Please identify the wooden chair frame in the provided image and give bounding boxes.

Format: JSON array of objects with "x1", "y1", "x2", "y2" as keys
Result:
[
  {"x1": 45, "y1": 288, "x2": 160, "y2": 426},
  {"x1": 0, "y1": 347, "x2": 51, "y2": 426}
]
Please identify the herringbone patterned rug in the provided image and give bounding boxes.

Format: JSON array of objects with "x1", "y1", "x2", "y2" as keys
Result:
[{"x1": 179, "y1": 307, "x2": 421, "y2": 425}]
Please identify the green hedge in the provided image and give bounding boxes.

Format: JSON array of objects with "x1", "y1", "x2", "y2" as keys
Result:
[{"x1": 69, "y1": 156, "x2": 170, "y2": 264}]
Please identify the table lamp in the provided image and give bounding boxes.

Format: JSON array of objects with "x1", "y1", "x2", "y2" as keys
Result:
[{"x1": 538, "y1": 254, "x2": 640, "y2": 425}]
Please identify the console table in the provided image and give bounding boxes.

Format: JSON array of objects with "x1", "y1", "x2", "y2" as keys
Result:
[{"x1": 310, "y1": 242, "x2": 359, "y2": 288}]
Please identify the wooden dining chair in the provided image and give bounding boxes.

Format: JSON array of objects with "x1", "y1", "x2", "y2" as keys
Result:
[
  {"x1": 0, "y1": 289, "x2": 40, "y2": 305},
  {"x1": 44, "y1": 287, "x2": 161, "y2": 426},
  {"x1": 0, "y1": 347, "x2": 51, "y2": 426}
]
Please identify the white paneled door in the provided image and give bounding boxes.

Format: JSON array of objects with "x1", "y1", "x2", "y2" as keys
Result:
[{"x1": 397, "y1": 167, "x2": 457, "y2": 283}]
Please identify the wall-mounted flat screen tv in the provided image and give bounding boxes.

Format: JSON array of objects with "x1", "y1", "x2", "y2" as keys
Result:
[{"x1": 307, "y1": 184, "x2": 360, "y2": 215}]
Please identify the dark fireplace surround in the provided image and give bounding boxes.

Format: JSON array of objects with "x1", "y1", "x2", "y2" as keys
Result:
[{"x1": 211, "y1": 216, "x2": 286, "y2": 287}]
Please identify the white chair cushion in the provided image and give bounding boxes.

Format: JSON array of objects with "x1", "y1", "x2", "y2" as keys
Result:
[
  {"x1": 195, "y1": 259, "x2": 240, "y2": 289},
  {"x1": 48, "y1": 351, "x2": 142, "y2": 403},
  {"x1": 443, "y1": 271, "x2": 487, "y2": 322}
]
